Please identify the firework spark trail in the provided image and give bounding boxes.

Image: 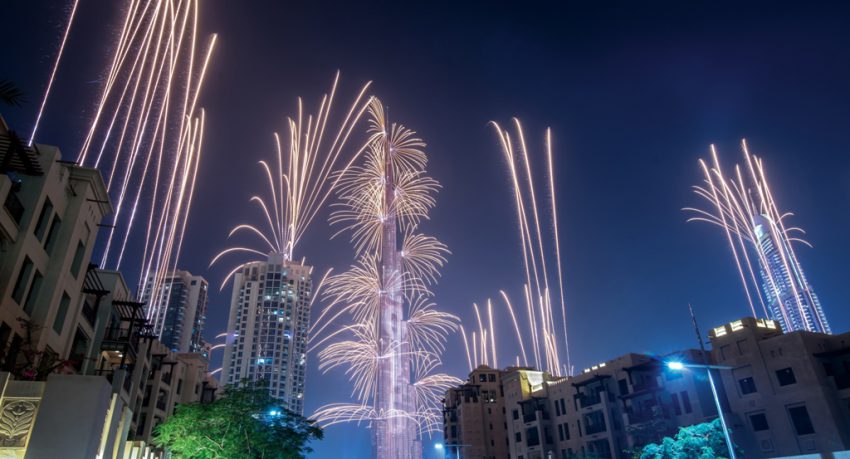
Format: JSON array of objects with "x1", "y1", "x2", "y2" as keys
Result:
[
  {"x1": 29, "y1": 0, "x2": 80, "y2": 147},
  {"x1": 210, "y1": 74, "x2": 373, "y2": 290},
  {"x1": 312, "y1": 98, "x2": 460, "y2": 455},
  {"x1": 685, "y1": 140, "x2": 831, "y2": 334},
  {"x1": 464, "y1": 121, "x2": 572, "y2": 376},
  {"x1": 71, "y1": 1, "x2": 215, "y2": 337}
]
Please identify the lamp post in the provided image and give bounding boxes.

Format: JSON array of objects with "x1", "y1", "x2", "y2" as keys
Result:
[
  {"x1": 434, "y1": 442, "x2": 471, "y2": 459},
  {"x1": 665, "y1": 304, "x2": 736, "y2": 459}
]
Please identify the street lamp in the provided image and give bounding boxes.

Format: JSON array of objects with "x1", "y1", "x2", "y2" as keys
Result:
[
  {"x1": 434, "y1": 442, "x2": 470, "y2": 459},
  {"x1": 669, "y1": 303, "x2": 737, "y2": 459},
  {"x1": 665, "y1": 360, "x2": 735, "y2": 459}
]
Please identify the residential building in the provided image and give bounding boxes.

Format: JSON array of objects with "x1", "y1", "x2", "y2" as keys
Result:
[
  {"x1": 710, "y1": 317, "x2": 850, "y2": 457},
  {"x1": 0, "y1": 116, "x2": 216, "y2": 458},
  {"x1": 141, "y1": 270, "x2": 209, "y2": 353},
  {"x1": 221, "y1": 253, "x2": 312, "y2": 413},
  {"x1": 445, "y1": 317, "x2": 850, "y2": 459},
  {"x1": 500, "y1": 349, "x2": 718, "y2": 459},
  {"x1": 443, "y1": 365, "x2": 513, "y2": 459},
  {"x1": 0, "y1": 115, "x2": 112, "y2": 377}
]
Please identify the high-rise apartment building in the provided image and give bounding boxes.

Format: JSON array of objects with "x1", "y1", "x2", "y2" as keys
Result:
[
  {"x1": 141, "y1": 270, "x2": 209, "y2": 353},
  {"x1": 752, "y1": 215, "x2": 831, "y2": 334},
  {"x1": 221, "y1": 253, "x2": 312, "y2": 414}
]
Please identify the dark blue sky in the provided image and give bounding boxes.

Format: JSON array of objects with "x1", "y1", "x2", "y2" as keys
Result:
[{"x1": 4, "y1": 1, "x2": 850, "y2": 457}]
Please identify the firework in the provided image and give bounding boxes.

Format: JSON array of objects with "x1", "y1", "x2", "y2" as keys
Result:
[
  {"x1": 209, "y1": 74, "x2": 373, "y2": 289},
  {"x1": 29, "y1": 0, "x2": 80, "y2": 147},
  {"x1": 685, "y1": 141, "x2": 830, "y2": 334},
  {"x1": 68, "y1": 1, "x2": 215, "y2": 337},
  {"x1": 312, "y1": 98, "x2": 459, "y2": 459},
  {"x1": 463, "y1": 120, "x2": 572, "y2": 376}
]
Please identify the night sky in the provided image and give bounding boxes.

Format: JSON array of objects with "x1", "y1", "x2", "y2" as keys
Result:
[{"x1": 4, "y1": 1, "x2": 850, "y2": 457}]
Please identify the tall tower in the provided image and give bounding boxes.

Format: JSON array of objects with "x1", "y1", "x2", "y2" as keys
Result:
[
  {"x1": 374, "y1": 135, "x2": 420, "y2": 459},
  {"x1": 220, "y1": 253, "x2": 312, "y2": 414},
  {"x1": 142, "y1": 270, "x2": 209, "y2": 353},
  {"x1": 752, "y1": 215, "x2": 830, "y2": 334}
]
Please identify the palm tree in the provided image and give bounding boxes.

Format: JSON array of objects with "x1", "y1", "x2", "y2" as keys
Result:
[{"x1": 0, "y1": 80, "x2": 25, "y2": 107}]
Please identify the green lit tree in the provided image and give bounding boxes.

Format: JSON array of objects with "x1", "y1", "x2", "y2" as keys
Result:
[
  {"x1": 639, "y1": 419, "x2": 736, "y2": 459},
  {"x1": 153, "y1": 380, "x2": 322, "y2": 459}
]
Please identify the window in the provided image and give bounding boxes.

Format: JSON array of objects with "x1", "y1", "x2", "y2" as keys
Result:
[
  {"x1": 526, "y1": 427, "x2": 540, "y2": 447},
  {"x1": 479, "y1": 374, "x2": 487, "y2": 382},
  {"x1": 555, "y1": 401, "x2": 561, "y2": 416},
  {"x1": 560, "y1": 398, "x2": 567, "y2": 415},
  {"x1": 22, "y1": 270, "x2": 43, "y2": 315},
  {"x1": 671, "y1": 392, "x2": 682, "y2": 415},
  {"x1": 776, "y1": 367, "x2": 797, "y2": 386},
  {"x1": 558, "y1": 423, "x2": 565, "y2": 441},
  {"x1": 787, "y1": 405, "x2": 815, "y2": 435},
  {"x1": 69, "y1": 328, "x2": 90, "y2": 372},
  {"x1": 515, "y1": 431, "x2": 521, "y2": 442},
  {"x1": 513, "y1": 409, "x2": 519, "y2": 420},
  {"x1": 11, "y1": 257, "x2": 34, "y2": 304},
  {"x1": 749, "y1": 413, "x2": 769, "y2": 431},
  {"x1": 33, "y1": 198, "x2": 53, "y2": 241},
  {"x1": 563, "y1": 422, "x2": 570, "y2": 440},
  {"x1": 488, "y1": 373, "x2": 496, "y2": 382},
  {"x1": 739, "y1": 377, "x2": 757, "y2": 395},
  {"x1": 43, "y1": 215, "x2": 61, "y2": 253},
  {"x1": 70, "y1": 241, "x2": 85, "y2": 278},
  {"x1": 681, "y1": 391, "x2": 692, "y2": 413},
  {"x1": 52, "y1": 293, "x2": 71, "y2": 334},
  {"x1": 0, "y1": 323, "x2": 11, "y2": 359}
]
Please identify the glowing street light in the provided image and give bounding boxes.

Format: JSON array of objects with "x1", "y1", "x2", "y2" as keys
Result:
[
  {"x1": 666, "y1": 361, "x2": 684, "y2": 371},
  {"x1": 668, "y1": 304, "x2": 736, "y2": 459}
]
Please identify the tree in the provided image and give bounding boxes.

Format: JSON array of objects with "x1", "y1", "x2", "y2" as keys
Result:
[
  {"x1": 639, "y1": 419, "x2": 736, "y2": 459},
  {"x1": 153, "y1": 380, "x2": 323, "y2": 459},
  {"x1": 0, "y1": 80, "x2": 25, "y2": 107},
  {"x1": 9, "y1": 318, "x2": 79, "y2": 380}
]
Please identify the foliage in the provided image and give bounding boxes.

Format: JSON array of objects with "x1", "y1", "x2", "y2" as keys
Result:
[
  {"x1": 154, "y1": 380, "x2": 323, "y2": 459},
  {"x1": 639, "y1": 419, "x2": 735, "y2": 459},
  {"x1": 9, "y1": 318, "x2": 78, "y2": 380},
  {"x1": 0, "y1": 80, "x2": 25, "y2": 107}
]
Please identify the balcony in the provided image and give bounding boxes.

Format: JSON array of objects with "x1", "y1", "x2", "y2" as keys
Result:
[
  {"x1": 101, "y1": 327, "x2": 140, "y2": 356},
  {"x1": 577, "y1": 392, "x2": 602, "y2": 409}
]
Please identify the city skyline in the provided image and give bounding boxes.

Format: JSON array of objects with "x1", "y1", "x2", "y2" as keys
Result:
[{"x1": 4, "y1": 1, "x2": 850, "y2": 458}]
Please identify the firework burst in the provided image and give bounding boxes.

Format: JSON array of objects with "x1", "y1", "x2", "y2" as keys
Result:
[
  {"x1": 69, "y1": 0, "x2": 216, "y2": 338},
  {"x1": 462, "y1": 120, "x2": 572, "y2": 377},
  {"x1": 312, "y1": 98, "x2": 459, "y2": 458},
  {"x1": 685, "y1": 140, "x2": 830, "y2": 334},
  {"x1": 209, "y1": 74, "x2": 373, "y2": 290}
]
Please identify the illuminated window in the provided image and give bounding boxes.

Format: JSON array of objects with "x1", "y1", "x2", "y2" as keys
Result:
[
  {"x1": 713, "y1": 326, "x2": 727, "y2": 337},
  {"x1": 730, "y1": 320, "x2": 744, "y2": 332}
]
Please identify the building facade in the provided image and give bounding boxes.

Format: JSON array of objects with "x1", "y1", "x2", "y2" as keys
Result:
[
  {"x1": 445, "y1": 317, "x2": 850, "y2": 459},
  {"x1": 710, "y1": 317, "x2": 850, "y2": 457},
  {"x1": 141, "y1": 270, "x2": 209, "y2": 353},
  {"x1": 221, "y1": 253, "x2": 312, "y2": 414},
  {"x1": 443, "y1": 365, "x2": 513, "y2": 459},
  {"x1": 0, "y1": 116, "x2": 216, "y2": 458},
  {"x1": 0, "y1": 115, "x2": 112, "y2": 379}
]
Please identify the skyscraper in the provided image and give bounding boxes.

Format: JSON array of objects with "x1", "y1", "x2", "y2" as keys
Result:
[
  {"x1": 753, "y1": 215, "x2": 830, "y2": 334},
  {"x1": 142, "y1": 270, "x2": 209, "y2": 353},
  {"x1": 220, "y1": 253, "x2": 312, "y2": 414}
]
